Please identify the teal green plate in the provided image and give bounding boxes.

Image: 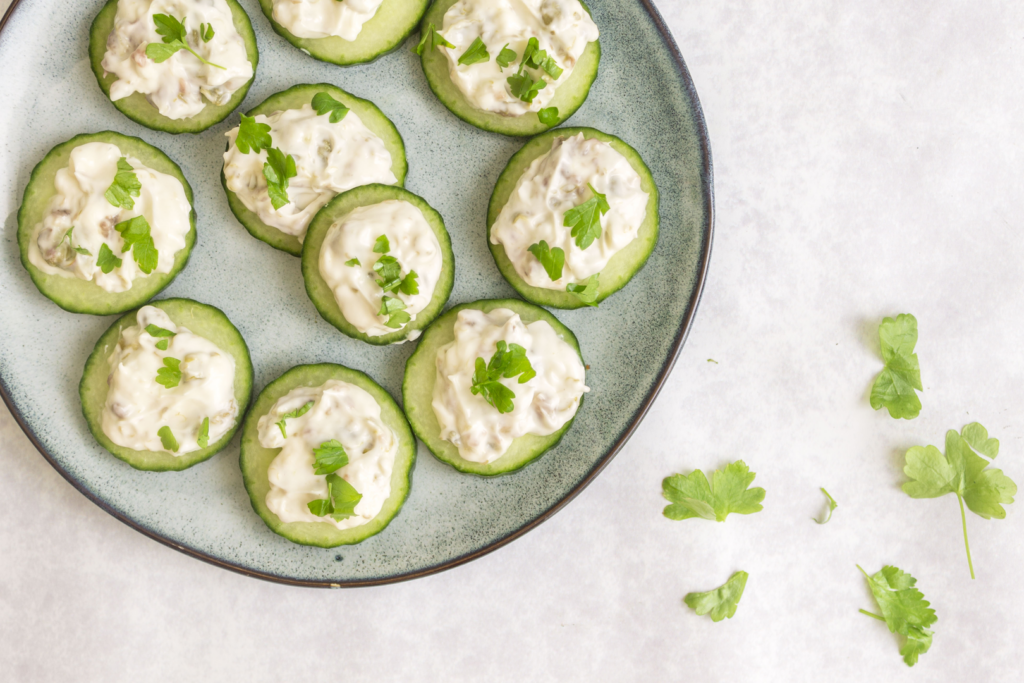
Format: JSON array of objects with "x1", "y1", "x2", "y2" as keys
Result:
[{"x1": 0, "y1": 0, "x2": 712, "y2": 586}]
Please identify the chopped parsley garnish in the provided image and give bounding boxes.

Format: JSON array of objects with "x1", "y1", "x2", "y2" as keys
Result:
[
  {"x1": 345, "y1": 258, "x2": 360, "y2": 267},
  {"x1": 413, "y1": 23, "x2": 453, "y2": 55},
  {"x1": 662, "y1": 460, "x2": 766, "y2": 522},
  {"x1": 507, "y1": 71, "x2": 546, "y2": 103},
  {"x1": 371, "y1": 234, "x2": 417, "y2": 328},
  {"x1": 458, "y1": 37, "x2": 490, "y2": 65},
  {"x1": 145, "y1": 324, "x2": 175, "y2": 351},
  {"x1": 566, "y1": 273, "x2": 599, "y2": 306},
  {"x1": 114, "y1": 215, "x2": 158, "y2": 274},
  {"x1": 276, "y1": 400, "x2": 314, "y2": 439},
  {"x1": 157, "y1": 425, "x2": 178, "y2": 452},
  {"x1": 155, "y1": 357, "x2": 182, "y2": 389},
  {"x1": 496, "y1": 44, "x2": 516, "y2": 70},
  {"x1": 858, "y1": 565, "x2": 937, "y2": 667},
  {"x1": 399, "y1": 271, "x2": 419, "y2": 295},
  {"x1": 145, "y1": 14, "x2": 225, "y2": 69},
  {"x1": 506, "y1": 37, "x2": 562, "y2": 103},
  {"x1": 235, "y1": 114, "x2": 272, "y2": 154},
  {"x1": 379, "y1": 296, "x2": 411, "y2": 329},
  {"x1": 814, "y1": 487, "x2": 838, "y2": 524},
  {"x1": 104, "y1": 157, "x2": 141, "y2": 210},
  {"x1": 75, "y1": 246, "x2": 92, "y2": 256},
  {"x1": 263, "y1": 148, "x2": 297, "y2": 210},
  {"x1": 199, "y1": 22, "x2": 214, "y2": 43},
  {"x1": 869, "y1": 313, "x2": 922, "y2": 419},
  {"x1": 564, "y1": 183, "x2": 609, "y2": 250},
  {"x1": 197, "y1": 417, "x2": 210, "y2": 449},
  {"x1": 527, "y1": 240, "x2": 565, "y2": 281},
  {"x1": 373, "y1": 234, "x2": 390, "y2": 253},
  {"x1": 312, "y1": 439, "x2": 349, "y2": 475},
  {"x1": 470, "y1": 341, "x2": 536, "y2": 414},
  {"x1": 538, "y1": 107, "x2": 559, "y2": 126},
  {"x1": 96, "y1": 243, "x2": 122, "y2": 273},
  {"x1": 684, "y1": 571, "x2": 748, "y2": 622},
  {"x1": 307, "y1": 473, "x2": 362, "y2": 521},
  {"x1": 311, "y1": 91, "x2": 350, "y2": 123},
  {"x1": 524, "y1": 42, "x2": 563, "y2": 79}
]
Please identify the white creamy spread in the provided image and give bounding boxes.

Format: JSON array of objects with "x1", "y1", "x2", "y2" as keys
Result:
[
  {"x1": 319, "y1": 200, "x2": 442, "y2": 339},
  {"x1": 223, "y1": 104, "x2": 397, "y2": 241},
  {"x1": 432, "y1": 308, "x2": 588, "y2": 463},
  {"x1": 102, "y1": 306, "x2": 239, "y2": 454},
  {"x1": 271, "y1": 0, "x2": 385, "y2": 41},
  {"x1": 439, "y1": 0, "x2": 599, "y2": 115},
  {"x1": 101, "y1": 0, "x2": 254, "y2": 120},
  {"x1": 490, "y1": 134, "x2": 648, "y2": 288},
  {"x1": 28, "y1": 142, "x2": 192, "y2": 293},
  {"x1": 257, "y1": 381, "x2": 399, "y2": 530}
]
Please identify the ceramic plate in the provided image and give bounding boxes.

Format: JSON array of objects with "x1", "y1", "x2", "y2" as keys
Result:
[{"x1": 0, "y1": 0, "x2": 712, "y2": 586}]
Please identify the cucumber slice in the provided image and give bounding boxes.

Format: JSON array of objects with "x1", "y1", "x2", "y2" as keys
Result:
[
  {"x1": 257, "y1": 0, "x2": 429, "y2": 65},
  {"x1": 402, "y1": 298, "x2": 584, "y2": 476},
  {"x1": 89, "y1": 0, "x2": 259, "y2": 134},
  {"x1": 221, "y1": 83, "x2": 408, "y2": 256},
  {"x1": 418, "y1": 0, "x2": 601, "y2": 136},
  {"x1": 79, "y1": 298, "x2": 254, "y2": 472},
  {"x1": 302, "y1": 185, "x2": 454, "y2": 345},
  {"x1": 17, "y1": 132, "x2": 197, "y2": 316},
  {"x1": 240, "y1": 364, "x2": 416, "y2": 547},
  {"x1": 487, "y1": 127, "x2": 660, "y2": 309}
]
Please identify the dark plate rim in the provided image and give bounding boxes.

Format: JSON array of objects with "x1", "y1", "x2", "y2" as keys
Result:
[{"x1": 0, "y1": 0, "x2": 715, "y2": 588}]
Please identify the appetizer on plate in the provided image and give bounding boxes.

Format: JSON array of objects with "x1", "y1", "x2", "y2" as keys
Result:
[
  {"x1": 418, "y1": 0, "x2": 601, "y2": 136},
  {"x1": 79, "y1": 298, "x2": 253, "y2": 471},
  {"x1": 488, "y1": 127, "x2": 659, "y2": 308},
  {"x1": 302, "y1": 184, "x2": 455, "y2": 345},
  {"x1": 240, "y1": 364, "x2": 416, "y2": 547},
  {"x1": 221, "y1": 83, "x2": 407, "y2": 256},
  {"x1": 89, "y1": 0, "x2": 259, "y2": 134},
  {"x1": 403, "y1": 299, "x2": 588, "y2": 475},
  {"x1": 18, "y1": 132, "x2": 196, "y2": 315}
]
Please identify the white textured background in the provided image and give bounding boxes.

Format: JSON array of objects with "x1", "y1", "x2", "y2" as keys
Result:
[{"x1": 2, "y1": 0, "x2": 1023, "y2": 680}]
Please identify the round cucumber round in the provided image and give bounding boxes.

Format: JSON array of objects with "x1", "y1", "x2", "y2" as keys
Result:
[
  {"x1": 89, "y1": 0, "x2": 259, "y2": 134},
  {"x1": 240, "y1": 364, "x2": 416, "y2": 547},
  {"x1": 418, "y1": 0, "x2": 601, "y2": 136},
  {"x1": 17, "y1": 132, "x2": 197, "y2": 316},
  {"x1": 221, "y1": 83, "x2": 408, "y2": 256},
  {"x1": 302, "y1": 184, "x2": 454, "y2": 345},
  {"x1": 79, "y1": 298, "x2": 254, "y2": 472},
  {"x1": 402, "y1": 298, "x2": 585, "y2": 476},
  {"x1": 487, "y1": 127, "x2": 660, "y2": 309},
  {"x1": 257, "y1": 0, "x2": 429, "y2": 66}
]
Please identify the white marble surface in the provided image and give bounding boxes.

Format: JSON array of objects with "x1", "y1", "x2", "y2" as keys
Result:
[{"x1": 3, "y1": 0, "x2": 1023, "y2": 679}]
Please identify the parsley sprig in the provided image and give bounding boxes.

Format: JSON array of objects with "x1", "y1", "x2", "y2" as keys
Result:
[
  {"x1": 813, "y1": 487, "x2": 838, "y2": 524},
  {"x1": 470, "y1": 341, "x2": 536, "y2": 414},
  {"x1": 235, "y1": 114, "x2": 272, "y2": 154},
  {"x1": 527, "y1": 240, "x2": 565, "y2": 281},
  {"x1": 276, "y1": 400, "x2": 314, "y2": 439},
  {"x1": 662, "y1": 460, "x2": 766, "y2": 522},
  {"x1": 311, "y1": 91, "x2": 350, "y2": 123},
  {"x1": 564, "y1": 183, "x2": 610, "y2": 250},
  {"x1": 307, "y1": 474, "x2": 362, "y2": 521},
  {"x1": 858, "y1": 565, "x2": 937, "y2": 667},
  {"x1": 870, "y1": 313, "x2": 922, "y2": 419},
  {"x1": 145, "y1": 14, "x2": 225, "y2": 69},
  {"x1": 506, "y1": 37, "x2": 564, "y2": 104},
  {"x1": 684, "y1": 571, "x2": 748, "y2": 622},
  {"x1": 115, "y1": 215, "x2": 158, "y2": 274},
  {"x1": 104, "y1": 157, "x2": 141, "y2": 210},
  {"x1": 97, "y1": 244, "x2": 122, "y2": 274},
  {"x1": 263, "y1": 148, "x2": 297, "y2": 210},
  {"x1": 155, "y1": 357, "x2": 181, "y2": 389}
]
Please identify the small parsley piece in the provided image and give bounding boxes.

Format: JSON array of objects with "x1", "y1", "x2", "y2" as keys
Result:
[
  {"x1": 345, "y1": 258, "x2": 360, "y2": 267},
  {"x1": 379, "y1": 295, "x2": 411, "y2": 328},
  {"x1": 307, "y1": 473, "x2": 363, "y2": 520},
  {"x1": 114, "y1": 215, "x2": 159, "y2": 274},
  {"x1": 104, "y1": 157, "x2": 141, "y2": 209},
  {"x1": 525, "y1": 45, "x2": 563, "y2": 79},
  {"x1": 470, "y1": 341, "x2": 536, "y2": 414},
  {"x1": 96, "y1": 243, "x2": 122, "y2": 274},
  {"x1": 814, "y1": 487, "x2": 838, "y2": 524},
  {"x1": 197, "y1": 417, "x2": 210, "y2": 449},
  {"x1": 200, "y1": 22, "x2": 214, "y2": 43},
  {"x1": 263, "y1": 147, "x2": 297, "y2": 210},
  {"x1": 145, "y1": 324, "x2": 176, "y2": 338},
  {"x1": 662, "y1": 460, "x2": 766, "y2": 522},
  {"x1": 311, "y1": 91, "x2": 350, "y2": 123},
  {"x1": 276, "y1": 400, "x2": 314, "y2": 439},
  {"x1": 75, "y1": 246, "x2": 92, "y2": 256},
  {"x1": 496, "y1": 44, "x2": 516, "y2": 69},
  {"x1": 413, "y1": 23, "x2": 453, "y2": 55},
  {"x1": 538, "y1": 107, "x2": 559, "y2": 126},
  {"x1": 155, "y1": 357, "x2": 182, "y2": 389},
  {"x1": 564, "y1": 184, "x2": 610, "y2": 250},
  {"x1": 399, "y1": 271, "x2": 419, "y2": 295},
  {"x1": 374, "y1": 255, "x2": 402, "y2": 290},
  {"x1": 373, "y1": 234, "x2": 390, "y2": 254},
  {"x1": 157, "y1": 426, "x2": 178, "y2": 452},
  {"x1": 902, "y1": 423, "x2": 1015, "y2": 579},
  {"x1": 869, "y1": 313, "x2": 922, "y2": 419},
  {"x1": 62, "y1": 226, "x2": 90, "y2": 255},
  {"x1": 684, "y1": 571, "x2": 748, "y2": 622},
  {"x1": 235, "y1": 114, "x2": 272, "y2": 154},
  {"x1": 146, "y1": 14, "x2": 225, "y2": 69},
  {"x1": 566, "y1": 273, "x2": 599, "y2": 306},
  {"x1": 527, "y1": 240, "x2": 565, "y2": 281},
  {"x1": 507, "y1": 71, "x2": 546, "y2": 103},
  {"x1": 312, "y1": 439, "x2": 350, "y2": 475},
  {"x1": 458, "y1": 36, "x2": 490, "y2": 65},
  {"x1": 156, "y1": 340, "x2": 169, "y2": 351},
  {"x1": 858, "y1": 565, "x2": 937, "y2": 667}
]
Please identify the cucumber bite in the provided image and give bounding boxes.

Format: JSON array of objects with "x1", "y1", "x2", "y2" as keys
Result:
[
  {"x1": 79, "y1": 298, "x2": 254, "y2": 472},
  {"x1": 18, "y1": 132, "x2": 196, "y2": 316},
  {"x1": 89, "y1": 0, "x2": 259, "y2": 134},
  {"x1": 418, "y1": 0, "x2": 601, "y2": 136},
  {"x1": 487, "y1": 127, "x2": 660, "y2": 309},
  {"x1": 221, "y1": 83, "x2": 407, "y2": 256},
  {"x1": 302, "y1": 184, "x2": 454, "y2": 346},
  {"x1": 257, "y1": 0, "x2": 430, "y2": 66},
  {"x1": 403, "y1": 299, "x2": 587, "y2": 476},
  {"x1": 240, "y1": 364, "x2": 416, "y2": 547}
]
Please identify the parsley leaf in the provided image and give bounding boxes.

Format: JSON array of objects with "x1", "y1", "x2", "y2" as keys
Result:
[
  {"x1": 566, "y1": 273, "x2": 599, "y2": 307},
  {"x1": 470, "y1": 341, "x2": 536, "y2": 413},
  {"x1": 235, "y1": 114, "x2": 272, "y2": 154},
  {"x1": 373, "y1": 234, "x2": 390, "y2": 253},
  {"x1": 413, "y1": 23, "x2": 453, "y2": 55},
  {"x1": 157, "y1": 425, "x2": 178, "y2": 452},
  {"x1": 104, "y1": 157, "x2": 141, "y2": 209},
  {"x1": 146, "y1": 14, "x2": 225, "y2": 69},
  {"x1": 156, "y1": 340, "x2": 169, "y2": 351},
  {"x1": 200, "y1": 22, "x2": 214, "y2": 43},
  {"x1": 312, "y1": 439, "x2": 349, "y2": 475},
  {"x1": 374, "y1": 255, "x2": 402, "y2": 291},
  {"x1": 458, "y1": 36, "x2": 490, "y2": 65},
  {"x1": 263, "y1": 147, "x2": 297, "y2": 210},
  {"x1": 814, "y1": 487, "x2": 838, "y2": 524},
  {"x1": 564, "y1": 184, "x2": 610, "y2": 250},
  {"x1": 276, "y1": 400, "x2": 314, "y2": 439},
  {"x1": 538, "y1": 107, "x2": 559, "y2": 126},
  {"x1": 115, "y1": 215, "x2": 159, "y2": 274},
  {"x1": 146, "y1": 324, "x2": 175, "y2": 351},
  {"x1": 527, "y1": 240, "x2": 565, "y2": 281},
  {"x1": 345, "y1": 258, "x2": 360, "y2": 267},
  {"x1": 869, "y1": 313, "x2": 922, "y2": 419},
  {"x1": 496, "y1": 44, "x2": 516, "y2": 69},
  {"x1": 369, "y1": 234, "x2": 416, "y2": 327},
  {"x1": 399, "y1": 271, "x2": 419, "y2": 295},
  {"x1": 525, "y1": 45, "x2": 563, "y2": 79},
  {"x1": 858, "y1": 565, "x2": 937, "y2": 667},
  {"x1": 902, "y1": 423, "x2": 1016, "y2": 579},
  {"x1": 507, "y1": 71, "x2": 546, "y2": 103},
  {"x1": 311, "y1": 91, "x2": 350, "y2": 123},
  {"x1": 684, "y1": 571, "x2": 748, "y2": 622},
  {"x1": 197, "y1": 417, "x2": 210, "y2": 449},
  {"x1": 307, "y1": 473, "x2": 362, "y2": 520},
  {"x1": 96, "y1": 243, "x2": 122, "y2": 274},
  {"x1": 155, "y1": 357, "x2": 182, "y2": 389},
  {"x1": 379, "y1": 295, "x2": 411, "y2": 329},
  {"x1": 75, "y1": 246, "x2": 92, "y2": 256},
  {"x1": 662, "y1": 460, "x2": 766, "y2": 522}
]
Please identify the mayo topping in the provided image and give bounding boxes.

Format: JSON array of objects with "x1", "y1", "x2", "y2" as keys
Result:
[
  {"x1": 102, "y1": 306, "x2": 239, "y2": 454},
  {"x1": 319, "y1": 200, "x2": 442, "y2": 340},
  {"x1": 257, "y1": 380, "x2": 399, "y2": 530},
  {"x1": 432, "y1": 308, "x2": 588, "y2": 463},
  {"x1": 272, "y1": 0, "x2": 385, "y2": 41},
  {"x1": 223, "y1": 104, "x2": 397, "y2": 241},
  {"x1": 439, "y1": 0, "x2": 599, "y2": 116},
  {"x1": 101, "y1": 0, "x2": 254, "y2": 120},
  {"x1": 28, "y1": 142, "x2": 192, "y2": 293},
  {"x1": 490, "y1": 133, "x2": 648, "y2": 288}
]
